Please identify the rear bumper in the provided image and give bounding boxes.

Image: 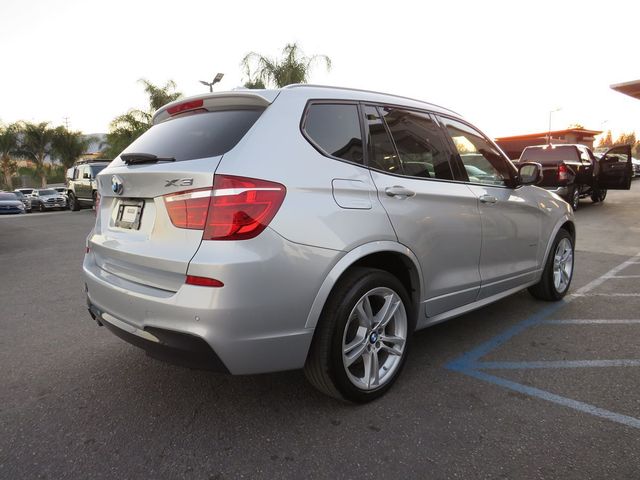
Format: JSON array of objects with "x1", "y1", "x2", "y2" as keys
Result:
[
  {"x1": 83, "y1": 228, "x2": 340, "y2": 374},
  {"x1": 88, "y1": 302, "x2": 229, "y2": 372}
]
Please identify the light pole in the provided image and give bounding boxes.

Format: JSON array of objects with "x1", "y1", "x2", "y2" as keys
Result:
[
  {"x1": 547, "y1": 107, "x2": 562, "y2": 145},
  {"x1": 199, "y1": 73, "x2": 224, "y2": 92}
]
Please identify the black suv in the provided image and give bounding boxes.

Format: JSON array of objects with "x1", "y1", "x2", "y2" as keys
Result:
[{"x1": 66, "y1": 160, "x2": 110, "y2": 211}]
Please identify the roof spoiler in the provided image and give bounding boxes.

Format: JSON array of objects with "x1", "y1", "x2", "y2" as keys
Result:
[{"x1": 153, "y1": 91, "x2": 280, "y2": 125}]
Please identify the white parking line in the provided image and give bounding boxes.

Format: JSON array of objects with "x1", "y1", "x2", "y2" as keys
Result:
[{"x1": 572, "y1": 253, "x2": 640, "y2": 295}]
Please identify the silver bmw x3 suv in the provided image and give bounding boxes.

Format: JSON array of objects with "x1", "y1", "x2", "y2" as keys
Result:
[{"x1": 84, "y1": 85, "x2": 575, "y2": 402}]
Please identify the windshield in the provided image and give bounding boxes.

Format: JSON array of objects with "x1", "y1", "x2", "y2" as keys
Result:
[
  {"x1": 0, "y1": 193, "x2": 19, "y2": 201},
  {"x1": 38, "y1": 189, "x2": 57, "y2": 195},
  {"x1": 119, "y1": 109, "x2": 264, "y2": 162},
  {"x1": 90, "y1": 165, "x2": 107, "y2": 176},
  {"x1": 14, "y1": 192, "x2": 24, "y2": 199}
]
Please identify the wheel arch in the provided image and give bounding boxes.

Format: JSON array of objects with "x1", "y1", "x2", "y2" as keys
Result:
[
  {"x1": 304, "y1": 241, "x2": 423, "y2": 330},
  {"x1": 540, "y1": 214, "x2": 576, "y2": 274}
]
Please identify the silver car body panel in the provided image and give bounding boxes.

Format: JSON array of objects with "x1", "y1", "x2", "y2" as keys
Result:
[{"x1": 85, "y1": 85, "x2": 574, "y2": 375}]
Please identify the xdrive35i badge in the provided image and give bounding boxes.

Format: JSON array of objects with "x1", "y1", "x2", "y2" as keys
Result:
[{"x1": 111, "y1": 175, "x2": 124, "y2": 195}]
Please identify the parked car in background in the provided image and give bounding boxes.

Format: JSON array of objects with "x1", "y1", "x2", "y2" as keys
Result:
[
  {"x1": 67, "y1": 160, "x2": 110, "y2": 211},
  {"x1": 0, "y1": 192, "x2": 26, "y2": 214},
  {"x1": 518, "y1": 144, "x2": 632, "y2": 210},
  {"x1": 52, "y1": 186, "x2": 69, "y2": 209},
  {"x1": 31, "y1": 189, "x2": 67, "y2": 212},
  {"x1": 633, "y1": 158, "x2": 640, "y2": 178},
  {"x1": 15, "y1": 188, "x2": 35, "y2": 198},
  {"x1": 84, "y1": 85, "x2": 577, "y2": 402},
  {"x1": 12, "y1": 191, "x2": 32, "y2": 212}
]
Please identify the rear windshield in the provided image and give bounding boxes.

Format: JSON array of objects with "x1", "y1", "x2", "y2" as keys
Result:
[
  {"x1": 0, "y1": 193, "x2": 18, "y2": 200},
  {"x1": 520, "y1": 146, "x2": 579, "y2": 163},
  {"x1": 119, "y1": 109, "x2": 264, "y2": 162}
]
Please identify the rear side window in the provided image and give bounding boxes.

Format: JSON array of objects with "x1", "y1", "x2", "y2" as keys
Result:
[
  {"x1": 120, "y1": 109, "x2": 264, "y2": 162},
  {"x1": 303, "y1": 104, "x2": 364, "y2": 164},
  {"x1": 378, "y1": 107, "x2": 454, "y2": 180},
  {"x1": 363, "y1": 105, "x2": 400, "y2": 173}
]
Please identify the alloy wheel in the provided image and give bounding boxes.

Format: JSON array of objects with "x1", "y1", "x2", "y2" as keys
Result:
[
  {"x1": 341, "y1": 287, "x2": 407, "y2": 390},
  {"x1": 553, "y1": 237, "x2": 573, "y2": 293}
]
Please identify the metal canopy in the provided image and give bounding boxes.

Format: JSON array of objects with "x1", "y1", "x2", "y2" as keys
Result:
[{"x1": 610, "y1": 80, "x2": 640, "y2": 100}]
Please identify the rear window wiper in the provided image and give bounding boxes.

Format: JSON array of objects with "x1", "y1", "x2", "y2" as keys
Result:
[{"x1": 120, "y1": 153, "x2": 176, "y2": 165}]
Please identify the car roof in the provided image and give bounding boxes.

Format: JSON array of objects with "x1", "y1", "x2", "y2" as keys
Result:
[{"x1": 154, "y1": 84, "x2": 461, "y2": 125}]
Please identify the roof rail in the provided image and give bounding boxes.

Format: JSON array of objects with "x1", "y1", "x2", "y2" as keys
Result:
[{"x1": 282, "y1": 84, "x2": 459, "y2": 115}]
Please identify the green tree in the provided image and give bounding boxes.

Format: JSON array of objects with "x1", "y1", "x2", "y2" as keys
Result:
[
  {"x1": 103, "y1": 79, "x2": 182, "y2": 158},
  {"x1": 597, "y1": 130, "x2": 613, "y2": 148},
  {"x1": 0, "y1": 123, "x2": 20, "y2": 189},
  {"x1": 52, "y1": 127, "x2": 94, "y2": 170},
  {"x1": 241, "y1": 42, "x2": 331, "y2": 88},
  {"x1": 19, "y1": 121, "x2": 56, "y2": 188}
]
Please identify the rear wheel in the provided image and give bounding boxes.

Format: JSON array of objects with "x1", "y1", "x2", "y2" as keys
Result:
[
  {"x1": 69, "y1": 193, "x2": 80, "y2": 211},
  {"x1": 528, "y1": 229, "x2": 574, "y2": 301},
  {"x1": 304, "y1": 268, "x2": 413, "y2": 402},
  {"x1": 591, "y1": 188, "x2": 607, "y2": 203},
  {"x1": 569, "y1": 187, "x2": 580, "y2": 211}
]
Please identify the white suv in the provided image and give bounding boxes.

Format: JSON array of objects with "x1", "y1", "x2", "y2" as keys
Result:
[{"x1": 84, "y1": 85, "x2": 574, "y2": 402}]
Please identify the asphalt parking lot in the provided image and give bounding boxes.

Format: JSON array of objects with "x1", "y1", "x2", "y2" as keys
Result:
[{"x1": 1, "y1": 183, "x2": 639, "y2": 479}]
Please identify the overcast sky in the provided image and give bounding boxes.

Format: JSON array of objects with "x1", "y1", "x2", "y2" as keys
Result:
[{"x1": 1, "y1": 0, "x2": 639, "y2": 140}]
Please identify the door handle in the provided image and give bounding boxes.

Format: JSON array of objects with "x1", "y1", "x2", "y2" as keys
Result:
[
  {"x1": 479, "y1": 194, "x2": 497, "y2": 204},
  {"x1": 385, "y1": 186, "x2": 415, "y2": 198}
]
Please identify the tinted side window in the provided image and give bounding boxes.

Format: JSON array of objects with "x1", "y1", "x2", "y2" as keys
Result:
[
  {"x1": 363, "y1": 105, "x2": 400, "y2": 173},
  {"x1": 303, "y1": 104, "x2": 363, "y2": 164},
  {"x1": 120, "y1": 109, "x2": 264, "y2": 162},
  {"x1": 440, "y1": 117, "x2": 512, "y2": 187},
  {"x1": 379, "y1": 108, "x2": 453, "y2": 180}
]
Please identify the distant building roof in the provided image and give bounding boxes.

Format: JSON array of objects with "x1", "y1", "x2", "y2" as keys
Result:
[
  {"x1": 610, "y1": 79, "x2": 640, "y2": 100},
  {"x1": 495, "y1": 128, "x2": 601, "y2": 142}
]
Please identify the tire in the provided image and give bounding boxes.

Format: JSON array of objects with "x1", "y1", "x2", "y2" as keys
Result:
[
  {"x1": 69, "y1": 193, "x2": 80, "y2": 211},
  {"x1": 39, "y1": 203, "x2": 45, "y2": 212},
  {"x1": 569, "y1": 186, "x2": 580, "y2": 211},
  {"x1": 591, "y1": 188, "x2": 607, "y2": 203},
  {"x1": 92, "y1": 191, "x2": 98, "y2": 210},
  {"x1": 304, "y1": 268, "x2": 413, "y2": 403},
  {"x1": 528, "y1": 229, "x2": 574, "y2": 301}
]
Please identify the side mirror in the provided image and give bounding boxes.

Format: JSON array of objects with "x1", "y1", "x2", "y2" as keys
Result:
[{"x1": 518, "y1": 162, "x2": 543, "y2": 185}]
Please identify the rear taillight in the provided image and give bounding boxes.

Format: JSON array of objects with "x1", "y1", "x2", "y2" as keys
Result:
[
  {"x1": 164, "y1": 188, "x2": 212, "y2": 229},
  {"x1": 558, "y1": 164, "x2": 569, "y2": 182},
  {"x1": 163, "y1": 175, "x2": 286, "y2": 241}
]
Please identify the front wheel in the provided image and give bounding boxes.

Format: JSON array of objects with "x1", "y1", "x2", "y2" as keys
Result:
[
  {"x1": 39, "y1": 203, "x2": 45, "y2": 212},
  {"x1": 304, "y1": 268, "x2": 413, "y2": 403},
  {"x1": 528, "y1": 229, "x2": 574, "y2": 301}
]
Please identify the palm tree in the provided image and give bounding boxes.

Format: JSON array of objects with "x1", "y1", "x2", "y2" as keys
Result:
[
  {"x1": 241, "y1": 43, "x2": 331, "y2": 88},
  {"x1": 20, "y1": 122, "x2": 56, "y2": 188},
  {"x1": 103, "y1": 79, "x2": 182, "y2": 158},
  {"x1": 0, "y1": 123, "x2": 20, "y2": 190},
  {"x1": 52, "y1": 127, "x2": 95, "y2": 170}
]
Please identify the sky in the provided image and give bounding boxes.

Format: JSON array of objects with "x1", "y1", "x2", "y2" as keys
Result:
[{"x1": 1, "y1": 0, "x2": 639, "y2": 141}]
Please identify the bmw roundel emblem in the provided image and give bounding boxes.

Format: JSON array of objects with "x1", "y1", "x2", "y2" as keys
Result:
[{"x1": 111, "y1": 175, "x2": 124, "y2": 195}]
